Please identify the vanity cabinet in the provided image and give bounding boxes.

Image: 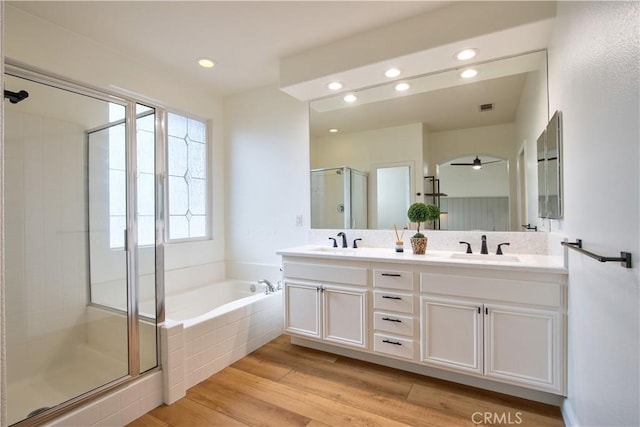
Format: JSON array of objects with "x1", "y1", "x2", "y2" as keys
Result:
[
  {"x1": 278, "y1": 248, "x2": 567, "y2": 398},
  {"x1": 283, "y1": 261, "x2": 368, "y2": 349}
]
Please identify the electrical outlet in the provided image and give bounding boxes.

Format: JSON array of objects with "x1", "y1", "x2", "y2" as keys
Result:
[{"x1": 295, "y1": 214, "x2": 303, "y2": 227}]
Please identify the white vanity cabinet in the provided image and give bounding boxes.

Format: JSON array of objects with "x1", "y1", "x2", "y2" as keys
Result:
[
  {"x1": 278, "y1": 246, "x2": 567, "y2": 399},
  {"x1": 420, "y1": 272, "x2": 565, "y2": 394},
  {"x1": 283, "y1": 261, "x2": 368, "y2": 349}
]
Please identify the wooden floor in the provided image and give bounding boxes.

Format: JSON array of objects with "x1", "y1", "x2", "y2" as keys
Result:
[{"x1": 128, "y1": 335, "x2": 564, "y2": 427}]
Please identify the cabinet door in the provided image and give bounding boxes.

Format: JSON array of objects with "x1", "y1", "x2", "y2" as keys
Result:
[
  {"x1": 484, "y1": 304, "x2": 562, "y2": 393},
  {"x1": 284, "y1": 282, "x2": 321, "y2": 338},
  {"x1": 323, "y1": 287, "x2": 367, "y2": 348},
  {"x1": 420, "y1": 296, "x2": 482, "y2": 374}
]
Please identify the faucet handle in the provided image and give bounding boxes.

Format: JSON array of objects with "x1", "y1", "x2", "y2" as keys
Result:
[
  {"x1": 496, "y1": 243, "x2": 510, "y2": 255},
  {"x1": 328, "y1": 237, "x2": 338, "y2": 247},
  {"x1": 459, "y1": 241, "x2": 473, "y2": 254},
  {"x1": 353, "y1": 238, "x2": 362, "y2": 248}
]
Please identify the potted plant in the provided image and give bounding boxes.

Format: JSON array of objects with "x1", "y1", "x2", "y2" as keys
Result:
[{"x1": 407, "y1": 202, "x2": 440, "y2": 254}]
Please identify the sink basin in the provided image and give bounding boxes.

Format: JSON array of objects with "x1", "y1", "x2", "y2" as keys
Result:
[
  {"x1": 311, "y1": 246, "x2": 358, "y2": 255},
  {"x1": 450, "y1": 253, "x2": 520, "y2": 262}
]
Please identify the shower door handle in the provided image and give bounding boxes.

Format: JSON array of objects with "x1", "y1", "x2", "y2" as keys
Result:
[{"x1": 124, "y1": 229, "x2": 128, "y2": 252}]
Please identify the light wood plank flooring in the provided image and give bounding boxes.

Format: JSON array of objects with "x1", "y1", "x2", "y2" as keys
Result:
[{"x1": 128, "y1": 335, "x2": 564, "y2": 427}]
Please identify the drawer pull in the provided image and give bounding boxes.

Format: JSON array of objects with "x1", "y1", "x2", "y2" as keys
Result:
[
  {"x1": 382, "y1": 295, "x2": 402, "y2": 300},
  {"x1": 382, "y1": 317, "x2": 401, "y2": 323},
  {"x1": 381, "y1": 273, "x2": 402, "y2": 277},
  {"x1": 382, "y1": 339, "x2": 402, "y2": 346}
]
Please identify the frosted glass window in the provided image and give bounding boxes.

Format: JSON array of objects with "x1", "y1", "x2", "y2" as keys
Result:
[{"x1": 167, "y1": 112, "x2": 208, "y2": 240}]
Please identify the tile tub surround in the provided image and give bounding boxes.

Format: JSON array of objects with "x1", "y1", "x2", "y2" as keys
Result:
[
  {"x1": 161, "y1": 290, "x2": 284, "y2": 404},
  {"x1": 310, "y1": 229, "x2": 550, "y2": 255}
]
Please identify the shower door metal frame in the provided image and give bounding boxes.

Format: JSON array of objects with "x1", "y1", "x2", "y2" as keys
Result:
[{"x1": 2, "y1": 59, "x2": 165, "y2": 427}]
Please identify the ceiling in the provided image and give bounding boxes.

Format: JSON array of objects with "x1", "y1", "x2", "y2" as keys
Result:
[{"x1": 9, "y1": 1, "x2": 448, "y2": 97}]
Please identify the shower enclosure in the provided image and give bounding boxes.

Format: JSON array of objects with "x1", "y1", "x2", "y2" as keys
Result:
[
  {"x1": 311, "y1": 166, "x2": 368, "y2": 229},
  {"x1": 3, "y1": 64, "x2": 162, "y2": 425}
]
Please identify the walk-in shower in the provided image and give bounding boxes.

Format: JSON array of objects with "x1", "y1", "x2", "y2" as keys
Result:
[{"x1": 3, "y1": 65, "x2": 162, "y2": 426}]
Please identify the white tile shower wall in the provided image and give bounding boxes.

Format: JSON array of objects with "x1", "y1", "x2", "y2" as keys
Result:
[
  {"x1": 43, "y1": 372, "x2": 163, "y2": 427},
  {"x1": 309, "y1": 229, "x2": 549, "y2": 255},
  {"x1": 162, "y1": 292, "x2": 284, "y2": 402},
  {"x1": 4, "y1": 111, "x2": 89, "y2": 383}
]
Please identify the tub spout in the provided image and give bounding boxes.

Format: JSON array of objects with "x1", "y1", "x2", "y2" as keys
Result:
[{"x1": 258, "y1": 279, "x2": 276, "y2": 294}]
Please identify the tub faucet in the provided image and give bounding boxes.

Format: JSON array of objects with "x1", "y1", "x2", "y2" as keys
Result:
[
  {"x1": 480, "y1": 235, "x2": 488, "y2": 255},
  {"x1": 337, "y1": 232, "x2": 348, "y2": 248},
  {"x1": 258, "y1": 279, "x2": 276, "y2": 294}
]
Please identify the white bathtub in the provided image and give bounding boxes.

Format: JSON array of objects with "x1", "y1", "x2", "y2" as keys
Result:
[
  {"x1": 160, "y1": 279, "x2": 284, "y2": 401},
  {"x1": 164, "y1": 280, "x2": 268, "y2": 326}
]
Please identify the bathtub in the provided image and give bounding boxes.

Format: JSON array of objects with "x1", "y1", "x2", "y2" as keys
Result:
[
  {"x1": 164, "y1": 280, "x2": 269, "y2": 326},
  {"x1": 160, "y1": 279, "x2": 284, "y2": 402}
]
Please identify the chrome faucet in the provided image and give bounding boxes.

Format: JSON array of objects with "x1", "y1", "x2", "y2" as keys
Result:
[
  {"x1": 480, "y1": 235, "x2": 488, "y2": 255},
  {"x1": 258, "y1": 279, "x2": 276, "y2": 294},
  {"x1": 337, "y1": 232, "x2": 348, "y2": 248}
]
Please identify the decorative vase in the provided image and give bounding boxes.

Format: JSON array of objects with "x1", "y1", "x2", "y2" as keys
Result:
[{"x1": 410, "y1": 237, "x2": 427, "y2": 255}]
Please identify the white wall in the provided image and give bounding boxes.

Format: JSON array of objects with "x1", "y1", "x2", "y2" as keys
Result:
[
  {"x1": 224, "y1": 85, "x2": 309, "y2": 281},
  {"x1": 548, "y1": 2, "x2": 639, "y2": 426},
  {"x1": 4, "y1": 5, "x2": 227, "y2": 292}
]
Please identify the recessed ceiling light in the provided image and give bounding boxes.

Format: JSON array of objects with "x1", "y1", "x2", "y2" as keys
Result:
[
  {"x1": 384, "y1": 68, "x2": 401, "y2": 78},
  {"x1": 198, "y1": 58, "x2": 215, "y2": 68},
  {"x1": 329, "y1": 128, "x2": 339, "y2": 133},
  {"x1": 456, "y1": 48, "x2": 477, "y2": 61},
  {"x1": 460, "y1": 68, "x2": 478, "y2": 79},
  {"x1": 327, "y1": 82, "x2": 343, "y2": 91},
  {"x1": 344, "y1": 94, "x2": 357, "y2": 103},
  {"x1": 395, "y1": 82, "x2": 410, "y2": 92}
]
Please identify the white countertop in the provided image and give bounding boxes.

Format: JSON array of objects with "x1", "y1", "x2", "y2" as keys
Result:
[{"x1": 277, "y1": 245, "x2": 567, "y2": 274}]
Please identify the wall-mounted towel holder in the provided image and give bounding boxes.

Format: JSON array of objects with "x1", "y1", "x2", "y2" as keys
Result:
[{"x1": 561, "y1": 239, "x2": 632, "y2": 268}]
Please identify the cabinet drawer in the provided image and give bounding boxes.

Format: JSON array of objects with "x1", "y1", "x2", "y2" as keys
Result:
[
  {"x1": 374, "y1": 312, "x2": 414, "y2": 337},
  {"x1": 373, "y1": 334, "x2": 414, "y2": 360},
  {"x1": 373, "y1": 291, "x2": 414, "y2": 314},
  {"x1": 373, "y1": 269, "x2": 413, "y2": 290}
]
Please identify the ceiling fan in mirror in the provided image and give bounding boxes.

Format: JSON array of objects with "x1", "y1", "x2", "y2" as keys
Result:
[{"x1": 450, "y1": 156, "x2": 502, "y2": 170}]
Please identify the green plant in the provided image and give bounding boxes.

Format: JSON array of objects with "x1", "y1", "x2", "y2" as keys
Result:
[{"x1": 407, "y1": 202, "x2": 440, "y2": 238}]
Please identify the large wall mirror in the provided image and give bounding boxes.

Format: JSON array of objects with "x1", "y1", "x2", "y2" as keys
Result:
[{"x1": 310, "y1": 50, "x2": 549, "y2": 231}]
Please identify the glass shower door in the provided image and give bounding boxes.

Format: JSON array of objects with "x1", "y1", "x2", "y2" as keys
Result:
[{"x1": 4, "y1": 72, "x2": 156, "y2": 425}]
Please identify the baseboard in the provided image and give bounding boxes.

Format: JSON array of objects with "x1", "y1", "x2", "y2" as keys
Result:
[{"x1": 561, "y1": 399, "x2": 579, "y2": 427}]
